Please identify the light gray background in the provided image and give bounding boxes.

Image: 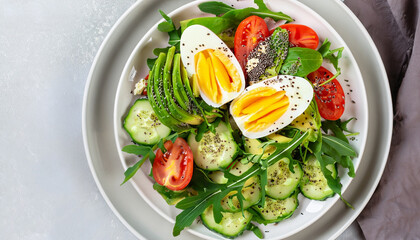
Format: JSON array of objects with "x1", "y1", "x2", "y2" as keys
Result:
[{"x1": 0, "y1": 0, "x2": 363, "y2": 239}]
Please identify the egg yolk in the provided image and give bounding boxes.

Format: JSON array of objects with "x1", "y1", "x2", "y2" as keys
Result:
[
  {"x1": 232, "y1": 87, "x2": 290, "y2": 132},
  {"x1": 194, "y1": 49, "x2": 242, "y2": 104}
]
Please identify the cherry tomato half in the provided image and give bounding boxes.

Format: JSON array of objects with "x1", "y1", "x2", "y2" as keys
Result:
[
  {"x1": 277, "y1": 24, "x2": 319, "y2": 49},
  {"x1": 307, "y1": 66, "x2": 345, "y2": 120},
  {"x1": 152, "y1": 137, "x2": 194, "y2": 191},
  {"x1": 234, "y1": 15, "x2": 270, "y2": 73}
]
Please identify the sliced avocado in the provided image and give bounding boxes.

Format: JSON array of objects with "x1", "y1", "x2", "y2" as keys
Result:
[
  {"x1": 267, "y1": 133, "x2": 292, "y2": 144},
  {"x1": 172, "y1": 53, "x2": 192, "y2": 111},
  {"x1": 147, "y1": 53, "x2": 189, "y2": 131},
  {"x1": 191, "y1": 74, "x2": 200, "y2": 97},
  {"x1": 180, "y1": 61, "x2": 219, "y2": 122},
  {"x1": 162, "y1": 46, "x2": 203, "y2": 125},
  {"x1": 289, "y1": 99, "x2": 321, "y2": 142}
]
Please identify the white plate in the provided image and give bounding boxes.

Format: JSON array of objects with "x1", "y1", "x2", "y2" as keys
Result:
[
  {"x1": 113, "y1": 0, "x2": 368, "y2": 239},
  {"x1": 82, "y1": 0, "x2": 392, "y2": 239}
]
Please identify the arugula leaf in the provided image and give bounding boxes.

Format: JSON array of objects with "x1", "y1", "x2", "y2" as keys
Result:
[
  {"x1": 147, "y1": 58, "x2": 156, "y2": 70},
  {"x1": 318, "y1": 38, "x2": 344, "y2": 70},
  {"x1": 172, "y1": 131, "x2": 309, "y2": 236},
  {"x1": 317, "y1": 39, "x2": 344, "y2": 85},
  {"x1": 338, "y1": 118, "x2": 356, "y2": 133},
  {"x1": 198, "y1": 1, "x2": 234, "y2": 15},
  {"x1": 322, "y1": 135, "x2": 357, "y2": 157},
  {"x1": 337, "y1": 156, "x2": 355, "y2": 178},
  {"x1": 321, "y1": 120, "x2": 348, "y2": 143},
  {"x1": 180, "y1": 0, "x2": 293, "y2": 34},
  {"x1": 195, "y1": 117, "x2": 221, "y2": 142},
  {"x1": 121, "y1": 153, "x2": 149, "y2": 185},
  {"x1": 320, "y1": 134, "x2": 356, "y2": 178},
  {"x1": 259, "y1": 168, "x2": 268, "y2": 207},
  {"x1": 157, "y1": 10, "x2": 182, "y2": 49},
  {"x1": 247, "y1": 223, "x2": 263, "y2": 239},
  {"x1": 168, "y1": 28, "x2": 182, "y2": 47},
  {"x1": 122, "y1": 144, "x2": 151, "y2": 156},
  {"x1": 313, "y1": 153, "x2": 342, "y2": 195}
]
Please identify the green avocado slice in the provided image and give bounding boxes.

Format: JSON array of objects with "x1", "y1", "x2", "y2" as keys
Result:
[
  {"x1": 163, "y1": 46, "x2": 203, "y2": 125},
  {"x1": 148, "y1": 52, "x2": 189, "y2": 131},
  {"x1": 172, "y1": 53, "x2": 192, "y2": 112}
]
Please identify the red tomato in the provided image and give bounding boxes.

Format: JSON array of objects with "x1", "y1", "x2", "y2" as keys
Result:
[
  {"x1": 234, "y1": 16, "x2": 270, "y2": 73},
  {"x1": 152, "y1": 138, "x2": 194, "y2": 191},
  {"x1": 142, "y1": 74, "x2": 149, "y2": 95},
  {"x1": 307, "y1": 66, "x2": 345, "y2": 120},
  {"x1": 276, "y1": 24, "x2": 319, "y2": 49}
]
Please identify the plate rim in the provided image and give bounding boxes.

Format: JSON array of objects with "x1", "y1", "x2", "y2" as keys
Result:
[
  {"x1": 321, "y1": 0, "x2": 392, "y2": 238},
  {"x1": 82, "y1": 0, "x2": 393, "y2": 239}
]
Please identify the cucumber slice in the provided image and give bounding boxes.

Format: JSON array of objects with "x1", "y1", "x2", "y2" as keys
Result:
[
  {"x1": 207, "y1": 161, "x2": 261, "y2": 212},
  {"x1": 252, "y1": 192, "x2": 299, "y2": 224},
  {"x1": 300, "y1": 156, "x2": 337, "y2": 200},
  {"x1": 201, "y1": 205, "x2": 253, "y2": 238},
  {"x1": 266, "y1": 157, "x2": 303, "y2": 200},
  {"x1": 123, "y1": 99, "x2": 171, "y2": 145},
  {"x1": 220, "y1": 175, "x2": 261, "y2": 212},
  {"x1": 188, "y1": 121, "x2": 238, "y2": 170}
]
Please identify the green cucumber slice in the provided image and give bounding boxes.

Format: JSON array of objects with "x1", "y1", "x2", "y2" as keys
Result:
[
  {"x1": 188, "y1": 121, "x2": 238, "y2": 171},
  {"x1": 252, "y1": 192, "x2": 299, "y2": 224},
  {"x1": 201, "y1": 205, "x2": 253, "y2": 238},
  {"x1": 300, "y1": 156, "x2": 337, "y2": 200},
  {"x1": 220, "y1": 175, "x2": 261, "y2": 212},
  {"x1": 123, "y1": 99, "x2": 171, "y2": 145},
  {"x1": 266, "y1": 157, "x2": 303, "y2": 200}
]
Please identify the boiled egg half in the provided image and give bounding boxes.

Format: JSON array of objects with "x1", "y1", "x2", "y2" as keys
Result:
[
  {"x1": 230, "y1": 75, "x2": 314, "y2": 139},
  {"x1": 180, "y1": 25, "x2": 245, "y2": 107}
]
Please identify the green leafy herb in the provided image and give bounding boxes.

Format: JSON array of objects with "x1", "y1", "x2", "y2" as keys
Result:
[
  {"x1": 158, "y1": 10, "x2": 176, "y2": 32},
  {"x1": 317, "y1": 39, "x2": 344, "y2": 86},
  {"x1": 146, "y1": 10, "x2": 182, "y2": 70},
  {"x1": 308, "y1": 119, "x2": 357, "y2": 208},
  {"x1": 146, "y1": 58, "x2": 157, "y2": 70},
  {"x1": 280, "y1": 47, "x2": 323, "y2": 77},
  {"x1": 195, "y1": 117, "x2": 221, "y2": 142},
  {"x1": 198, "y1": 1, "x2": 235, "y2": 15},
  {"x1": 318, "y1": 38, "x2": 344, "y2": 70},
  {"x1": 180, "y1": 0, "x2": 293, "y2": 34},
  {"x1": 247, "y1": 223, "x2": 263, "y2": 239},
  {"x1": 121, "y1": 147, "x2": 154, "y2": 185}
]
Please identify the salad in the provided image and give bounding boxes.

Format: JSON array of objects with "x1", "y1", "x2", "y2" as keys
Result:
[{"x1": 120, "y1": 0, "x2": 358, "y2": 238}]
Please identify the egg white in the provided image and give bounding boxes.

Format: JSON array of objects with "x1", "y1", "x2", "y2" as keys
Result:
[
  {"x1": 230, "y1": 75, "x2": 314, "y2": 139},
  {"x1": 180, "y1": 25, "x2": 245, "y2": 107}
]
